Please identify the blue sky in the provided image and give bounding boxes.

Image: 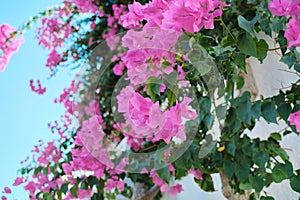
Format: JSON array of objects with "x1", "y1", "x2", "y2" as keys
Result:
[{"x1": 0, "y1": 0, "x2": 74, "y2": 199}]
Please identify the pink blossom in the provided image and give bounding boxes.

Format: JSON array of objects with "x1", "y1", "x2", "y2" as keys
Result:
[
  {"x1": 29, "y1": 79, "x2": 46, "y2": 95},
  {"x1": 46, "y1": 49, "x2": 62, "y2": 71},
  {"x1": 141, "y1": 167, "x2": 148, "y2": 174},
  {"x1": 37, "y1": 141, "x2": 62, "y2": 165},
  {"x1": 72, "y1": 0, "x2": 98, "y2": 13},
  {"x1": 13, "y1": 177, "x2": 24, "y2": 186},
  {"x1": 113, "y1": 62, "x2": 125, "y2": 76},
  {"x1": 289, "y1": 110, "x2": 300, "y2": 132},
  {"x1": 1, "y1": 196, "x2": 7, "y2": 200},
  {"x1": 3, "y1": 187, "x2": 11, "y2": 194},
  {"x1": 54, "y1": 80, "x2": 80, "y2": 115},
  {"x1": 62, "y1": 163, "x2": 72, "y2": 175},
  {"x1": 120, "y1": 2, "x2": 144, "y2": 29},
  {"x1": 105, "y1": 177, "x2": 125, "y2": 191},
  {"x1": 150, "y1": 170, "x2": 169, "y2": 192},
  {"x1": 77, "y1": 188, "x2": 92, "y2": 198},
  {"x1": 163, "y1": 0, "x2": 224, "y2": 33},
  {"x1": 284, "y1": 19, "x2": 300, "y2": 48},
  {"x1": 169, "y1": 184, "x2": 183, "y2": 196},
  {"x1": 0, "y1": 24, "x2": 24, "y2": 72},
  {"x1": 268, "y1": 0, "x2": 292, "y2": 16},
  {"x1": 188, "y1": 168, "x2": 203, "y2": 180},
  {"x1": 37, "y1": 18, "x2": 72, "y2": 49},
  {"x1": 290, "y1": 0, "x2": 300, "y2": 19},
  {"x1": 24, "y1": 181, "x2": 36, "y2": 196}
]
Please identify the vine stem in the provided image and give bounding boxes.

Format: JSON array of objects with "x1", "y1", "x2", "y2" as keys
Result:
[{"x1": 216, "y1": 17, "x2": 237, "y2": 43}]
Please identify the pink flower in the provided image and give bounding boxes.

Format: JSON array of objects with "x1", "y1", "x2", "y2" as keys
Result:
[
  {"x1": 268, "y1": 0, "x2": 292, "y2": 17},
  {"x1": 284, "y1": 19, "x2": 300, "y2": 48},
  {"x1": 46, "y1": 49, "x2": 62, "y2": 71},
  {"x1": 150, "y1": 170, "x2": 169, "y2": 192},
  {"x1": 1, "y1": 196, "x2": 7, "y2": 200},
  {"x1": 120, "y1": 2, "x2": 144, "y2": 29},
  {"x1": 0, "y1": 24, "x2": 24, "y2": 72},
  {"x1": 163, "y1": 0, "x2": 224, "y2": 33},
  {"x1": 3, "y1": 187, "x2": 11, "y2": 194},
  {"x1": 289, "y1": 110, "x2": 300, "y2": 132},
  {"x1": 62, "y1": 163, "x2": 72, "y2": 175},
  {"x1": 37, "y1": 18, "x2": 72, "y2": 49},
  {"x1": 13, "y1": 177, "x2": 24, "y2": 186},
  {"x1": 24, "y1": 181, "x2": 36, "y2": 196},
  {"x1": 168, "y1": 184, "x2": 183, "y2": 196},
  {"x1": 29, "y1": 79, "x2": 46, "y2": 95},
  {"x1": 105, "y1": 177, "x2": 125, "y2": 191},
  {"x1": 188, "y1": 168, "x2": 203, "y2": 180},
  {"x1": 72, "y1": 0, "x2": 98, "y2": 13},
  {"x1": 113, "y1": 62, "x2": 125, "y2": 76}
]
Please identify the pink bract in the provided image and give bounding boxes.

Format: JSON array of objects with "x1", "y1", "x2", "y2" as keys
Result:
[{"x1": 289, "y1": 110, "x2": 300, "y2": 132}]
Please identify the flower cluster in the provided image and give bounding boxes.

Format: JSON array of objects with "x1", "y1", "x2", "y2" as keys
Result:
[
  {"x1": 46, "y1": 49, "x2": 62, "y2": 72},
  {"x1": 269, "y1": 0, "x2": 300, "y2": 48},
  {"x1": 37, "y1": 18, "x2": 72, "y2": 50},
  {"x1": 0, "y1": 24, "x2": 24, "y2": 72},
  {"x1": 72, "y1": 0, "x2": 99, "y2": 14},
  {"x1": 117, "y1": 86, "x2": 198, "y2": 145},
  {"x1": 120, "y1": 0, "x2": 224, "y2": 33}
]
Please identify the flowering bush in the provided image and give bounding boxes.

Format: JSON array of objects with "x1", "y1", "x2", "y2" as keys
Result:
[{"x1": 1, "y1": 0, "x2": 300, "y2": 199}]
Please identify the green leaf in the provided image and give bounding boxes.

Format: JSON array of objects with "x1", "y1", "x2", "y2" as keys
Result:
[
  {"x1": 253, "y1": 151, "x2": 269, "y2": 169},
  {"x1": 221, "y1": 35, "x2": 235, "y2": 47},
  {"x1": 273, "y1": 147, "x2": 289, "y2": 161},
  {"x1": 256, "y1": 39, "x2": 269, "y2": 62},
  {"x1": 235, "y1": 162, "x2": 251, "y2": 182},
  {"x1": 237, "y1": 32, "x2": 257, "y2": 57},
  {"x1": 270, "y1": 18, "x2": 284, "y2": 33},
  {"x1": 164, "y1": 71, "x2": 178, "y2": 86},
  {"x1": 61, "y1": 183, "x2": 68, "y2": 194},
  {"x1": 269, "y1": 132, "x2": 282, "y2": 141},
  {"x1": 259, "y1": 18, "x2": 272, "y2": 37},
  {"x1": 281, "y1": 52, "x2": 296, "y2": 68},
  {"x1": 46, "y1": 194, "x2": 54, "y2": 200},
  {"x1": 167, "y1": 87, "x2": 178, "y2": 106},
  {"x1": 249, "y1": 175, "x2": 265, "y2": 192},
  {"x1": 57, "y1": 190, "x2": 62, "y2": 200},
  {"x1": 81, "y1": 181, "x2": 89, "y2": 190},
  {"x1": 272, "y1": 161, "x2": 293, "y2": 183},
  {"x1": 261, "y1": 100, "x2": 277, "y2": 123},
  {"x1": 216, "y1": 104, "x2": 227, "y2": 120},
  {"x1": 194, "y1": 173, "x2": 215, "y2": 192},
  {"x1": 223, "y1": 159, "x2": 235, "y2": 179},
  {"x1": 194, "y1": 59, "x2": 213, "y2": 76},
  {"x1": 226, "y1": 140, "x2": 236, "y2": 157},
  {"x1": 290, "y1": 173, "x2": 300, "y2": 193},
  {"x1": 157, "y1": 167, "x2": 170, "y2": 183},
  {"x1": 239, "y1": 182, "x2": 253, "y2": 190},
  {"x1": 234, "y1": 52, "x2": 246, "y2": 72},
  {"x1": 251, "y1": 101, "x2": 261, "y2": 119},
  {"x1": 146, "y1": 76, "x2": 163, "y2": 100},
  {"x1": 238, "y1": 15, "x2": 258, "y2": 37},
  {"x1": 34, "y1": 166, "x2": 43, "y2": 176},
  {"x1": 236, "y1": 76, "x2": 245, "y2": 89},
  {"x1": 70, "y1": 186, "x2": 78, "y2": 198},
  {"x1": 277, "y1": 103, "x2": 292, "y2": 121},
  {"x1": 161, "y1": 61, "x2": 171, "y2": 68}
]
